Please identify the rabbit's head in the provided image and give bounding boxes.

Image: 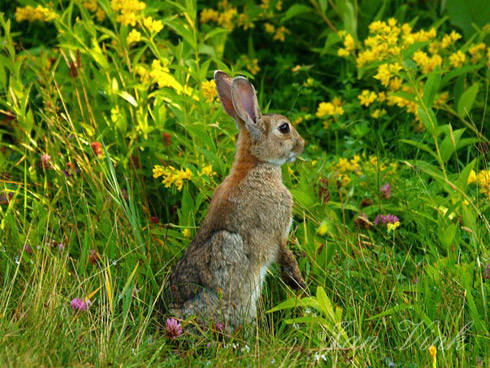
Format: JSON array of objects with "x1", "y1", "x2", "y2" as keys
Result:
[{"x1": 215, "y1": 71, "x2": 304, "y2": 165}]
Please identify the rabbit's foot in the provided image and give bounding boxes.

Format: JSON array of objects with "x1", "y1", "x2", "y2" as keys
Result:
[{"x1": 278, "y1": 246, "x2": 306, "y2": 290}]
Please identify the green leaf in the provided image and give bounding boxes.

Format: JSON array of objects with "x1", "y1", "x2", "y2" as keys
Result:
[
  {"x1": 316, "y1": 286, "x2": 335, "y2": 319},
  {"x1": 338, "y1": 0, "x2": 357, "y2": 40},
  {"x1": 417, "y1": 106, "x2": 437, "y2": 133},
  {"x1": 267, "y1": 296, "x2": 320, "y2": 313},
  {"x1": 366, "y1": 304, "x2": 413, "y2": 320},
  {"x1": 399, "y1": 139, "x2": 438, "y2": 161},
  {"x1": 455, "y1": 158, "x2": 476, "y2": 192},
  {"x1": 457, "y1": 83, "x2": 479, "y2": 119},
  {"x1": 439, "y1": 224, "x2": 457, "y2": 248},
  {"x1": 439, "y1": 127, "x2": 465, "y2": 162},
  {"x1": 319, "y1": 0, "x2": 328, "y2": 13},
  {"x1": 281, "y1": 4, "x2": 312, "y2": 23},
  {"x1": 423, "y1": 69, "x2": 441, "y2": 108},
  {"x1": 117, "y1": 91, "x2": 138, "y2": 107}
]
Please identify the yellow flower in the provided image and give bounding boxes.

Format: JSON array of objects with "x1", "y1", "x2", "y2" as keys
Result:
[
  {"x1": 287, "y1": 166, "x2": 294, "y2": 175},
  {"x1": 387, "y1": 221, "x2": 400, "y2": 232},
  {"x1": 264, "y1": 23, "x2": 275, "y2": 34},
  {"x1": 95, "y1": 8, "x2": 106, "y2": 21},
  {"x1": 246, "y1": 58, "x2": 260, "y2": 75},
  {"x1": 374, "y1": 64, "x2": 391, "y2": 86},
  {"x1": 292, "y1": 65, "x2": 301, "y2": 72},
  {"x1": 182, "y1": 228, "x2": 191, "y2": 238},
  {"x1": 153, "y1": 165, "x2": 165, "y2": 178},
  {"x1": 200, "y1": 164, "x2": 216, "y2": 177},
  {"x1": 201, "y1": 8, "x2": 219, "y2": 23},
  {"x1": 338, "y1": 48, "x2": 349, "y2": 57},
  {"x1": 273, "y1": 26, "x2": 289, "y2": 42},
  {"x1": 429, "y1": 345, "x2": 437, "y2": 368},
  {"x1": 143, "y1": 16, "x2": 163, "y2": 34},
  {"x1": 467, "y1": 170, "x2": 477, "y2": 184},
  {"x1": 15, "y1": 5, "x2": 57, "y2": 22},
  {"x1": 150, "y1": 60, "x2": 187, "y2": 94},
  {"x1": 135, "y1": 65, "x2": 150, "y2": 84},
  {"x1": 316, "y1": 101, "x2": 344, "y2": 117},
  {"x1": 468, "y1": 43, "x2": 486, "y2": 63},
  {"x1": 317, "y1": 221, "x2": 328, "y2": 236},
  {"x1": 358, "y1": 90, "x2": 377, "y2": 107},
  {"x1": 332, "y1": 97, "x2": 343, "y2": 106},
  {"x1": 449, "y1": 51, "x2": 466, "y2": 68},
  {"x1": 83, "y1": 0, "x2": 98, "y2": 12},
  {"x1": 112, "y1": 0, "x2": 145, "y2": 26},
  {"x1": 343, "y1": 34, "x2": 355, "y2": 51},
  {"x1": 127, "y1": 29, "x2": 142, "y2": 45},
  {"x1": 117, "y1": 11, "x2": 137, "y2": 26},
  {"x1": 154, "y1": 165, "x2": 192, "y2": 191},
  {"x1": 371, "y1": 109, "x2": 385, "y2": 119},
  {"x1": 201, "y1": 80, "x2": 217, "y2": 103}
]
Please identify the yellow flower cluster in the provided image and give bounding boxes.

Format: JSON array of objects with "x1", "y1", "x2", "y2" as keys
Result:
[
  {"x1": 412, "y1": 51, "x2": 442, "y2": 74},
  {"x1": 316, "y1": 97, "x2": 344, "y2": 118},
  {"x1": 111, "y1": 0, "x2": 145, "y2": 26},
  {"x1": 338, "y1": 18, "x2": 439, "y2": 67},
  {"x1": 449, "y1": 50, "x2": 466, "y2": 68},
  {"x1": 338, "y1": 19, "x2": 490, "y2": 131},
  {"x1": 149, "y1": 60, "x2": 188, "y2": 95},
  {"x1": 83, "y1": 0, "x2": 106, "y2": 22},
  {"x1": 263, "y1": 23, "x2": 289, "y2": 42},
  {"x1": 200, "y1": 1, "x2": 238, "y2": 30},
  {"x1": 330, "y1": 154, "x2": 396, "y2": 187},
  {"x1": 468, "y1": 43, "x2": 487, "y2": 63},
  {"x1": 337, "y1": 33, "x2": 355, "y2": 57},
  {"x1": 373, "y1": 62, "x2": 402, "y2": 87},
  {"x1": 240, "y1": 56, "x2": 261, "y2": 75},
  {"x1": 201, "y1": 80, "x2": 217, "y2": 103},
  {"x1": 127, "y1": 29, "x2": 142, "y2": 45},
  {"x1": 468, "y1": 170, "x2": 490, "y2": 199},
  {"x1": 358, "y1": 90, "x2": 377, "y2": 107},
  {"x1": 200, "y1": 0, "x2": 282, "y2": 32},
  {"x1": 200, "y1": 165, "x2": 216, "y2": 177},
  {"x1": 153, "y1": 165, "x2": 192, "y2": 191},
  {"x1": 15, "y1": 5, "x2": 57, "y2": 22},
  {"x1": 143, "y1": 16, "x2": 163, "y2": 34}
]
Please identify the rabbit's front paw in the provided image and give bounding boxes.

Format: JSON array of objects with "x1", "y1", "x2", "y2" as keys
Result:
[{"x1": 280, "y1": 263, "x2": 306, "y2": 290}]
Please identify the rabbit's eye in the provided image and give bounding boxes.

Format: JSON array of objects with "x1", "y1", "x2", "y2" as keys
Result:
[{"x1": 278, "y1": 122, "x2": 290, "y2": 134}]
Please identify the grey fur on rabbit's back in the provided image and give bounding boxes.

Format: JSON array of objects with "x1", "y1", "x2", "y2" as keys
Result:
[{"x1": 164, "y1": 71, "x2": 306, "y2": 331}]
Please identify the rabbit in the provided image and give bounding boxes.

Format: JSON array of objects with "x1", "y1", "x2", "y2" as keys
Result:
[{"x1": 164, "y1": 70, "x2": 305, "y2": 332}]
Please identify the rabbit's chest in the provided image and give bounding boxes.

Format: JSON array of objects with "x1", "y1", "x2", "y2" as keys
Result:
[{"x1": 237, "y1": 185, "x2": 292, "y2": 238}]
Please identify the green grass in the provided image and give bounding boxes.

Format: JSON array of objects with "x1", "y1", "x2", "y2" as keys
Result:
[{"x1": 1, "y1": 0, "x2": 489, "y2": 366}]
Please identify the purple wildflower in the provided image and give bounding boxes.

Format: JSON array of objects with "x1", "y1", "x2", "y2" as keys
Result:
[
  {"x1": 70, "y1": 298, "x2": 89, "y2": 311},
  {"x1": 165, "y1": 318, "x2": 183, "y2": 339},
  {"x1": 374, "y1": 214, "x2": 399, "y2": 226},
  {"x1": 214, "y1": 322, "x2": 224, "y2": 333},
  {"x1": 58, "y1": 243, "x2": 64, "y2": 251},
  {"x1": 380, "y1": 183, "x2": 391, "y2": 199},
  {"x1": 40, "y1": 154, "x2": 51, "y2": 169},
  {"x1": 24, "y1": 244, "x2": 32, "y2": 254},
  {"x1": 0, "y1": 192, "x2": 13, "y2": 205}
]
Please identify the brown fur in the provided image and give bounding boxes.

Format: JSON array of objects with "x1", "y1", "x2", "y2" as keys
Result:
[{"x1": 164, "y1": 72, "x2": 305, "y2": 331}]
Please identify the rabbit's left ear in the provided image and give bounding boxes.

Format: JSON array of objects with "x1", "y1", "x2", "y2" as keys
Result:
[{"x1": 231, "y1": 77, "x2": 263, "y2": 140}]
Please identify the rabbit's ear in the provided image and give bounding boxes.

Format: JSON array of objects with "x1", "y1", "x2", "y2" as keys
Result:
[
  {"x1": 214, "y1": 70, "x2": 236, "y2": 120},
  {"x1": 231, "y1": 77, "x2": 263, "y2": 140}
]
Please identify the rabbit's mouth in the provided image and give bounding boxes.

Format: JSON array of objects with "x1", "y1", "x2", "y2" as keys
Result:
[{"x1": 286, "y1": 152, "x2": 296, "y2": 163}]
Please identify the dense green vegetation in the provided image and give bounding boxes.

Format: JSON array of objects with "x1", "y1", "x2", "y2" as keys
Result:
[{"x1": 0, "y1": 0, "x2": 488, "y2": 366}]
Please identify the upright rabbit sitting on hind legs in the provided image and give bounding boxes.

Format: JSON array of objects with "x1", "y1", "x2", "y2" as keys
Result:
[{"x1": 162, "y1": 71, "x2": 306, "y2": 332}]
